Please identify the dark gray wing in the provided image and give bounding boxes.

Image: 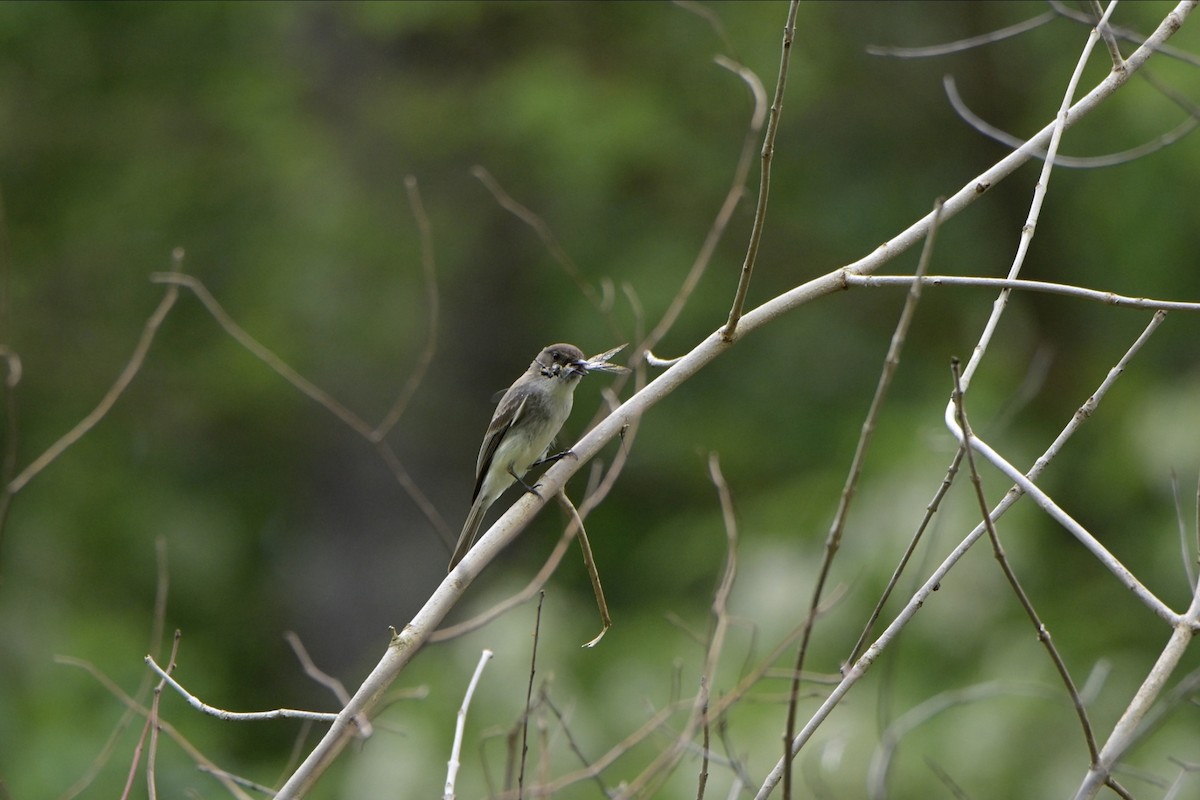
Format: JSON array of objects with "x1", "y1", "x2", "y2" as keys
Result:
[{"x1": 471, "y1": 391, "x2": 528, "y2": 501}]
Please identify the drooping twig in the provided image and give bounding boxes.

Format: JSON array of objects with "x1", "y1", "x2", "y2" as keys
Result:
[{"x1": 557, "y1": 493, "x2": 611, "y2": 647}]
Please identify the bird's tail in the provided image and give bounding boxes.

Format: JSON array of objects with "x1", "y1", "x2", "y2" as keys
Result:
[{"x1": 448, "y1": 498, "x2": 489, "y2": 571}]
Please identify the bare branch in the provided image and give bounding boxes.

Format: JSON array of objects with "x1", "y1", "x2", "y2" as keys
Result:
[
  {"x1": 951, "y1": 358, "x2": 1100, "y2": 765},
  {"x1": 471, "y1": 166, "x2": 603, "y2": 311},
  {"x1": 866, "y1": 10, "x2": 1055, "y2": 58},
  {"x1": 8, "y1": 249, "x2": 185, "y2": 496},
  {"x1": 55, "y1": 656, "x2": 256, "y2": 800},
  {"x1": 755, "y1": 305, "x2": 1172, "y2": 800},
  {"x1": 944, "y1": 75, "x2": 1199, "y2": 168},
  {"x1": 373, "y1": 175, "x2": 441, "y2": 439},
  {"x1": 444, "y1": 649, "x2": 494, "y2": 800},
  {"x1": 145, "y1": 656, "x2": 340, "y2": 724},
  {"x1": 722, "y1": 0, "x2": 799, "y2": 341},
  {"x1": 149, "y1": 270, "x2": 452, "y2": 541},
  {"x1": 284, "y1": 632, "x2": 372, "y2": 738},
  {"x1": 958, "y1": 0, "x2": 1118, "y2": 393},
  {"x1": 643, "y1": 55, "x2": 766, "y2": 358},
  {"x1": 848, "y1": 273, "x2": 1200, "y2": 311}
]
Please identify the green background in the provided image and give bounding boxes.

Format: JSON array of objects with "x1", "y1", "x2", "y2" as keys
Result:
[{"x1": 2, "y1": 2, "x2": 1199, "y2": 797}]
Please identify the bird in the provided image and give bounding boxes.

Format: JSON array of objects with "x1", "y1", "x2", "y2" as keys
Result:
[{"x1": 448, "y1": 343, "x2": 591, "y2": 571}]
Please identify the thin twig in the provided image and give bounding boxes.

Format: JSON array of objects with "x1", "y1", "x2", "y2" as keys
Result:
[
  {"x1": 721, "y1": 0, "x2": 799, "y2": 341},
  {"x1": 957, "y1": 0, "x2": 1116, "y2": 393},
  {"x1": 943, "y1": 75, "x2": 1198, "y2": 169},
  {"x1": 698, "y1": 452, "x2": 740, "y2": 800},
  {"x1": 144, "y1": 631, "x2": 183, "y2": 800},
  {"x1": 609, "y1": 454, "x2": 740, "y2": 799},
  {"x1": 1089, "y1": 0, "x2": 1128, "y2": 68},
  {"x1": 471, "y1": 166, "x2": 603, "y2": 311},
  {"x1": 518, "y1": 599, "x2": 544, "y2": 800},
  {"x1": 8, "y1": 248, "x2": 185, "y2": 495},
  {"x1": 866, "y1": 9, "x2": 1055, "y2": 58},
  {"x1": 1049, "y1": 0, "x2": 1200, "y2": 66},
  {"x1": 697, "y1": 677, "x2": 711, "y2": 800},
  {"x1": 55, "y1": 656, "x2": 255, "y2": 800},
  {"x1": 951, "y1": 358, "x2": 1100, "y2": 763},
  {"x1": 643, "y1": 55, "x2": 766, "y2": 357},
  {"x1": 847, "y1": 274, "x2": 1200, "y2": 312},
  {"x1": 149, "y1": 270, "x2": 451, "y2": 540},
  {"x1": 541, "y1": 691, "x2": 613, "y2": 797},
  {"x1": 61, "y1": 539, "x2": 172, "y2": 800},
  {"x1": 557, "y1": 493, "x2": 611, "y2": 647},
  {"x1": 868, "y1": 681, "x2": 1059, "y2": 797},
  {"x1": 374, "y1": 175, "x2": 440, "y2": 439},
  {"x1": 845, "y1": 448, "x2": 963, "y2": 667},
  {"x1": 445, "y1": 649, "x2": 494, "y2": 800},
  {"x1": 284, "y1": 632, "x2": 372, "y2": 738},
  {"x1": 1073, "y1": 582, "x2": 1200, "y2": 797},
  {"x1": 1170, "y1": 471, "x2": 1198, "y2": 590},
  {"x1": 150, "y1": 272, "x2": 373, "y2": 437},
  {"x1": 145, "y1": 656, "x2": 340, "y2": 723},
  {"x1": 944, "y1": 399, "x2": 1178, "y2": 624}
]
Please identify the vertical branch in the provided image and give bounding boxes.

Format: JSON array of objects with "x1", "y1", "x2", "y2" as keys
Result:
[
  {"x1": 609, "y1": 454, "x2": 740, "y2": 800},
  {"x1": 958, "y1": 0, "x2": 1118, "y2": 391},
  {"x1": 721, "y1": 0, "x2": 800, "y2": 341},
  {"x1": 444, "y1": 649, "x2": 495, "y2": 800},
  {"x1": 643, "y1": 55, "x2": 766, "y2": 356},
  {"x1": 517, "y1": 595, "x2": 545, "y2": 800}
]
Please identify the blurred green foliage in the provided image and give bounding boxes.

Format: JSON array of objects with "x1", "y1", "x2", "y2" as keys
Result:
[{"x1": 1, "y1": 1, "x2": 1199, "y2": 797}]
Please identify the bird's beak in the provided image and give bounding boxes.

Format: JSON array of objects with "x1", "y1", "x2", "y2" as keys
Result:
[{"x1": 569, "y1": 359, "x2": 589, "y2": 376}]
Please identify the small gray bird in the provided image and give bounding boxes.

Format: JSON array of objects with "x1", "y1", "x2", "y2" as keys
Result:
[{"x1": 448, "y1": 343, "x2": 591, "y2": 571}]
